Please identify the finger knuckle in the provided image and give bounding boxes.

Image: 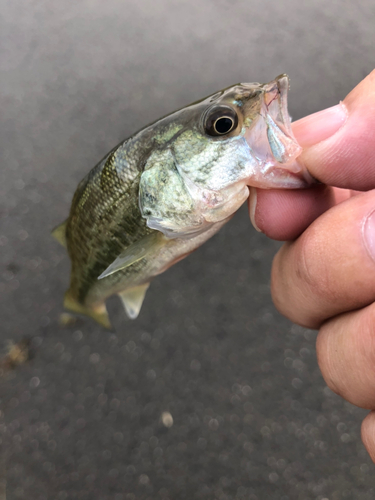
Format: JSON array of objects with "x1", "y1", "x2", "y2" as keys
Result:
[
  {"x1": 317, "y1": 304, "x2": 375, "y2": 408},
  {"x1": 295, "y1": 228, "x2": 337, "y2": 304}
]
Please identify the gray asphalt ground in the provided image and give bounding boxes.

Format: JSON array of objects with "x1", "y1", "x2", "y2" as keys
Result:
[{"x1": 1, "y1": 1, "x2": 375, "y2": 499}]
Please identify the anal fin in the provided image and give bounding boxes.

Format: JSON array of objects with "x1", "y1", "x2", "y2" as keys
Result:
[
  {"x1": 52, "y1": 220, "x2": 68, "y2": 248},
  {"x1": 118, "y1": 283, "x2": 150, "y2": 319},
  {"x1": 64, "y1": 291, "x2": 112, "y2": 329}
]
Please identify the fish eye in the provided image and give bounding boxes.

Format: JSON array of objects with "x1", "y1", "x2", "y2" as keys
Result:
[{"x1": 204, "y1": 105, "x2": 238, "y2": 137}]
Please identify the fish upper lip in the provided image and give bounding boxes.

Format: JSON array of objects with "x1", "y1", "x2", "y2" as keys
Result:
[
  {"x1": 243, "y1": 75, "x2": 308, "y2": 175},
  {"x1": 261, "y1": 74, "x2": 294, "y2": 136}
]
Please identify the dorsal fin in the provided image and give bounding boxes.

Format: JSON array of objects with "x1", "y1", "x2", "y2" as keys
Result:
[
  {"x1": 98, "y1": 232, "x2": 166, "y2": 280},
  {"x1": 118, "y1": 283, "x2": 150, "y2": 319},
  {"x1": 51, "y1": 221, "x2": 68, "y2": 248}
]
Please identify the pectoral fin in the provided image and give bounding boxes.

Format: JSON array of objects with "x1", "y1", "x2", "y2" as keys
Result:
[
  {"x1": 118, "y1": 283, "x2": 150, "y2": 319},
  {"x1": 52, "y1": 221, "x2": 68, "y2": 248},
  {"x1": 98, "y1": 232, "x2": 166, "y2": 280},
  {"x1": 64, "y1": 291, "x2": 112, "y2": 329}
]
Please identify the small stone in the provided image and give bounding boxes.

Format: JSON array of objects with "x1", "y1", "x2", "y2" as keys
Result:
[{"x1": 161, "y1": 412, "x2": 173, "y2": 428}]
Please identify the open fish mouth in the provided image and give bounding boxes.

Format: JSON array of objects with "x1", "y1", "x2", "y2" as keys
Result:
[{"x1": 244, "y1": 74, "x2": 314, "y2": 187}]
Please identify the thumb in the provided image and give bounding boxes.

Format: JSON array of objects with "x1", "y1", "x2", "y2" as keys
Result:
[{"x1": 292, "y1": 70, "x2": 375, "y2": 191}]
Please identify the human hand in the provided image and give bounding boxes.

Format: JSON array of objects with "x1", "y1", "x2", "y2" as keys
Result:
[{"x1": 249, "y1": 71, "x2": 375, "y2": 462}]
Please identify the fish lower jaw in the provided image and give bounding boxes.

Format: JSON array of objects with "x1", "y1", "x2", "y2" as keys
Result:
[
  {"x1": 201, "y1": 184, "x2": 249, "y2": 223},
  {"x1": 244, "y1": 134, "x2": 313, "y2": 188},
  {"x1": 244, "y1": 165, "x2": 314, "y2": 189},
  {"x1": 243, "y1": 74, "x2": 314, "y2": 189}
]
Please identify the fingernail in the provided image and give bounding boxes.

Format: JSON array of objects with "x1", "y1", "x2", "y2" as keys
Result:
[
  {"x1": 292, "y1": 102, "x2": 348, "y2": 148},
  {"x1": 249, "y1": 187, "x2": 262, "y2": 232},
  {"x1": 363, "y1": 209, "x2": 375, "y2": 262}
]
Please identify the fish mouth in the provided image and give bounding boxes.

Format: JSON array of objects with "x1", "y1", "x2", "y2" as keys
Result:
[{"x1": 244, "y1": 74, "x2": 314, "y2": 188}]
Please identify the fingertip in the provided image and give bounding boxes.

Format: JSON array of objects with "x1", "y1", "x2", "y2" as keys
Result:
[
  {"x1": 248, "y1": 187, "x2": 262, "y2": 232},
  {"x1": 292, "y1": 103, "x2": 347, "y2": 149},
  {"x1": 292, "y1": 72, "x2": 375, "y2": 190},
  {"x1": 250, "y1": 185, "x2": 336, "y2": 241}
]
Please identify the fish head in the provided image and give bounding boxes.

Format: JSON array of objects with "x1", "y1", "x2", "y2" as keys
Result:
[
  {"x1": 190, "y1": 73, "x2": 313, "y2": 189},
  {"x1": 139, "y1": 75, "x2": 314, "y2": 238}
]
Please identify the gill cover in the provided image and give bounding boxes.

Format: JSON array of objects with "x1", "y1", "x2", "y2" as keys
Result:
[{"x1": 139, "y1": 149, "x2": 210, "y2": 238}]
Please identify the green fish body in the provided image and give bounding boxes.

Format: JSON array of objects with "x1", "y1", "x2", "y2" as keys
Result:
[{"x1": 53, "y1": 75, "x2": 313, "y2": 328}]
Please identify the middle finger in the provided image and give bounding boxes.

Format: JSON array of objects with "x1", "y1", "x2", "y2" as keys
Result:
[{"x1": 271, "y1": 189, "x2": 375, "y2": 328}]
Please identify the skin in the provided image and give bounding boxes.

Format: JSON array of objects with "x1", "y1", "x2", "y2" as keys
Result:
[{"x1": 248, "y1": 70, "x2": 375, "y2": 462}]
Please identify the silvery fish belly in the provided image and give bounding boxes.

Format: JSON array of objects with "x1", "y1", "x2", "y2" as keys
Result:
[{"x1": 52, "y1": 74, "x2": 313, "y2": 328}]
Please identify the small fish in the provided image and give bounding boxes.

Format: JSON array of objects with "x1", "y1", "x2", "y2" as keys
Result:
[{"x1": 53, "y1": 74, "x2": 313, "y2": 328}]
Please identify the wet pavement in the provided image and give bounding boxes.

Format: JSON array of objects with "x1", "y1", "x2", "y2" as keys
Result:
[{"x1": 1, "y1": 1, "x2": 375, "y2": 499}]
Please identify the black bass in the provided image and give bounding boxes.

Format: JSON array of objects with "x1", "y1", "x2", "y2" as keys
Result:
[{"x1": 53, "y1": 75, "x2": 313, "y2": 328}]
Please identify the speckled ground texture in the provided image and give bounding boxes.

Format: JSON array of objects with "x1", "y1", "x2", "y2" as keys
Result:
[{"x1": 1, "y1": 1, "x2": 375, "y2": 499}]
